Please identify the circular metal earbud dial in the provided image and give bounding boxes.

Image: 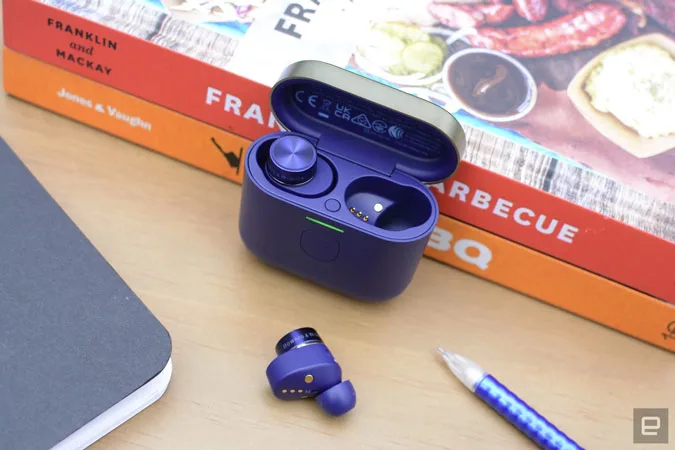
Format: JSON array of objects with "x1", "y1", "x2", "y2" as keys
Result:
[
  {"x1": 275, "y1": 327, "x2": 323, "y2": 356},
  {"x1": 266, "y1": 136, "x2": 317, "y2": 186}
]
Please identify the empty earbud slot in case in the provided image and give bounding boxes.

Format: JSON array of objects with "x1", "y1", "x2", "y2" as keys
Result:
[{"x1": 344, "y1": 176, "x2": 432, "y2": 231}]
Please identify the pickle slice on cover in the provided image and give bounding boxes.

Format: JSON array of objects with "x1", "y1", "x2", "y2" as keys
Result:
[
  {"x1": 357, "y1": 21, "x2": 447, "y2": 77},
  {"x1": 402, "y1": 41, "x2": 445, "y2": 74},
  {"x1": 358, "y1": 28, "x2": 406, "y2": 70},
  {"x1": 375, "y1": 21, "x2": 431, "y2": 44}
]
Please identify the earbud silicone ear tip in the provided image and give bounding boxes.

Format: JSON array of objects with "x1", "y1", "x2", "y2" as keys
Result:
[{"x1": 315, "y1": 380, "x2": 356, "y2": 417}]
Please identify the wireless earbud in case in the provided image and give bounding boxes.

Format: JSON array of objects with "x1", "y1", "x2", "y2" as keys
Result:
[{"x1": 239, "y1": 60, "x2": 466, "y2": 301}]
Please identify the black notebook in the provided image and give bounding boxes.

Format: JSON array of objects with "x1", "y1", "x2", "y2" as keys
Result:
[{"x1": 0, "y1": 136, "x2": 173, "y2": 449}]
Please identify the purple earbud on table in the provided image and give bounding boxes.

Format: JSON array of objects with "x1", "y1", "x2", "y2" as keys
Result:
[{"x1": 266, "y1": 327, "x2": 356, "y2": 417}]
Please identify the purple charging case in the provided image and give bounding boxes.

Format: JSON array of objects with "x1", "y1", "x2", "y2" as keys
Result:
[{"x1": 239, "y1": 60, "x2": 466, "y2": 301}]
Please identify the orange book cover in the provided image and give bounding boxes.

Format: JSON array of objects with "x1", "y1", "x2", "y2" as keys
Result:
[{"x1": 5, "y1": 47, "x2": 674, "y2": 354}]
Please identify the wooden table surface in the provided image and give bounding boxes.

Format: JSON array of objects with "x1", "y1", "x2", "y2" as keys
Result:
[{"x1": 2, "y1": 47, "x2": 675, "y2": 450}]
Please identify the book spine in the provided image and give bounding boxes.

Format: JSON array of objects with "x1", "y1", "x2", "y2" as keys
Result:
[
  {"x1": 6, "y1": 47, "x2": 675, "y2": 354},
  {"x1": 4, "y1": 0, "x2": 675, "y2": 304}
]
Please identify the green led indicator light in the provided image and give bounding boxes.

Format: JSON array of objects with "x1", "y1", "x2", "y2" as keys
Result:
[{"x1": 305, "y1": 216, "x2": 344, "y2": 233}]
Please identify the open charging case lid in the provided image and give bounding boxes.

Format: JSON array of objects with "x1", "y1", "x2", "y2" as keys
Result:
[{"x1": 269, "y1": 60, "x2": 466, "y2": 185}]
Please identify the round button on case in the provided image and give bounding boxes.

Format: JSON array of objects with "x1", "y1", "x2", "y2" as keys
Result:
[
  {"x1": 324, "y1": 199, "x2": 340, "y2": 212},
  {"x1": 300, "y1": 229, "x2": 340, "y2": 262},
  {"x1": 238, "y1": 60, "x2": 466, "y2": 302}
]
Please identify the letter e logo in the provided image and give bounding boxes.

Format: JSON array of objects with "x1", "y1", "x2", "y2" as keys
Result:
[{"x1": 634, "y1": 408, "x2": 668, "y2": 444}]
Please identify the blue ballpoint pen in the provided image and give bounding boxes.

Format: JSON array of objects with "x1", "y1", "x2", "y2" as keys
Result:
[{"x1": 437, "y1": 348, "x2": 584, "y2": 450}]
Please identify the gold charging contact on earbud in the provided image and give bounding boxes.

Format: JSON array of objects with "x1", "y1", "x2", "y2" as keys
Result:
[{"x1": 282, "y1": 389, "x2": 304, "y2": 394}]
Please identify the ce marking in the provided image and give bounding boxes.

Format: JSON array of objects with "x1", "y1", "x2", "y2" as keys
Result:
[
  {"x1": 308, "y1": 95, "x2": 318, "y2": 108},
  {"x1": 294, "y1": 90, "x2": 318, "y2": 108},
  {"x1": 663, "y1": 321, "x2": 675, "y2": 341}
]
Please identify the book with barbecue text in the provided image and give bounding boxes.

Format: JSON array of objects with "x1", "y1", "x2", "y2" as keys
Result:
[
  {"x1": 3, "y1": 0, "x2": 675, "y2": 303},
  {"x1": 5, "y1": 47, "x2": 675, "y2": 355}
]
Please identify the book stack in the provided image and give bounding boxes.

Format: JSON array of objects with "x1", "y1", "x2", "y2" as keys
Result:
[{"x1": 3, "y1": 0, "x2": 675, "y2": 351}]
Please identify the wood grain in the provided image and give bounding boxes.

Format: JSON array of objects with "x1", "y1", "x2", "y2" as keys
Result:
[{"x1": 1, "y1": 28, "x2": 675, "y2": 450}]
